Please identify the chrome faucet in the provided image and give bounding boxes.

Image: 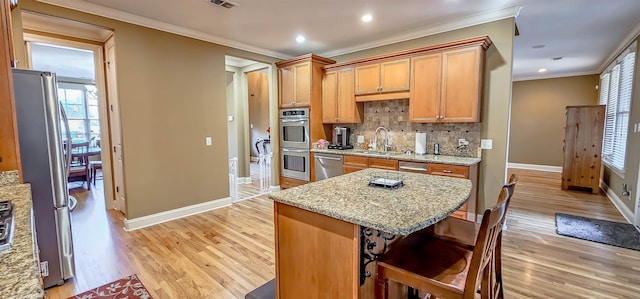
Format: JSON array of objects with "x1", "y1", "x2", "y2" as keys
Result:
[{"x1": 373, "y1": 127, "x2": 391, "y2": 152}]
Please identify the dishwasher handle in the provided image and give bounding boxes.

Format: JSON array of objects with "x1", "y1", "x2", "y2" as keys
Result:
[
  {"x1": 399, "y1": 165, "x2": 428, "y2": 172},
  {"x1": 315, "y1": 155, "x2": 343, "y2": 161}
]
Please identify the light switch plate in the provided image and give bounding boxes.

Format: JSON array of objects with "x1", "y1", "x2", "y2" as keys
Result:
[
  {"x1": 480, "y1": 139, "x2": 493, "y2": 150},
  {"x1": 228, "y1": 115, "x2": 233, "y2": 122},
  {"x1": 206, "y1": 137, "x2": 212, "y2": 146}
]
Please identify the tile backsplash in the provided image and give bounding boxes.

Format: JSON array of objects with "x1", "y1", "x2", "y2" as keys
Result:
[{"x1": 337, "y1": 99, "x2": 481, "y2": 158}]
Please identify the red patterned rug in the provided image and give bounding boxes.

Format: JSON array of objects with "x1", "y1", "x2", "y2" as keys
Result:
[{"x1": 68, "y1": 274, "x2": 152, "y2": 299}]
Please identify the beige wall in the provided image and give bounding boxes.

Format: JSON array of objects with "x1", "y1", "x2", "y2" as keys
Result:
[
  {"x1": 16, "y1": 0, "x2": 280, "y2": 218},
  {"x1": 509, "y1": 75, "x2": 600, "y2": 166},
  {"x1": 248, "y1": 69, "x2": 270, "y2": 157},
  {"x1": 333, "y1": 18, "x2": 515, "y2": 212},
  {"x1": 602, "y1": 36, "x2": 640, "y2": 214}
]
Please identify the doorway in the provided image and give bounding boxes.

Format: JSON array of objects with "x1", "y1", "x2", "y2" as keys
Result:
[{"x1": 225, "y1": 56, "x2": 273, "y2": 202}]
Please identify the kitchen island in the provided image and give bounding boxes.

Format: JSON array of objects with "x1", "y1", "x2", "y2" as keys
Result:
[{"x1": 268, "y1": 168, "x2": 472, "y2": 299}]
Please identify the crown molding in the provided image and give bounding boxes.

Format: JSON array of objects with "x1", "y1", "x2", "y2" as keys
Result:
[
  {"x1": 36, "y1": 0, "x2": 291, "y2": 59},
  {"x1": 513, "y1": 70, "x2": 599, "y2": 82},
  {"x1": 319, "y1": 6, "x2": 522, "y2": 58},
  {"x1": 598, "y1": 20, "x2": 640, "y2": 73}
]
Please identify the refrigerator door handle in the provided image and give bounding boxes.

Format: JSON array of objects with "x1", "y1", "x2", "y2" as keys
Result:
[
  {"x1": 60, "y1": 104, "x2": 72, "y2": 178},
  {"x1": 55, "y1": 207, "x2": 76, "y2": 280}
]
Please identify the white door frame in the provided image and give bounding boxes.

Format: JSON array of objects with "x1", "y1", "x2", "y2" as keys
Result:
[
  {"x1": 104, "y1": 37, "x2": 127, "y2": 214},
  {"x1": 23, "y1": 33, "x2": 116, "y2": 209}
]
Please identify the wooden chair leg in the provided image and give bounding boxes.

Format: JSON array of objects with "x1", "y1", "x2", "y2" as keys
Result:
[
  {"x1": 86, "y1": 168, "x2": 91, "y2": 190},
  {"x1": 495, "y1": 237, "x2": 505, "y2": 299},
  {"x1": 376, "y1": 277, "x2": 389, "y2": 299}
]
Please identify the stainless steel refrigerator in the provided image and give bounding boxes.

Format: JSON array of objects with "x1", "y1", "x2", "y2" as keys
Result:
[{"x1": 12, "y1": 69, "x2": 75, "y2": 288}]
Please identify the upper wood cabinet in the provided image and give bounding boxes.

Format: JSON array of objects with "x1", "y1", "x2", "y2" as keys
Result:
[
  {"x1": 279, "y1": 62, "x2": 311, "y2": 107},
  {"x1": 277, "y1": 54, "x2": 335, "y2": 110},
  {"x1": 354, "y1": 58, "x2": 410, "y2": 101},
  {"x1": 409, "y1": 52, "x2": 442, "y2": 122},
  {"x1": 322, "y1": 68, "x2": 363, "y2": 124},
  {"x1": 410, "y1": 44, "x2": 484, "y2": 123}
]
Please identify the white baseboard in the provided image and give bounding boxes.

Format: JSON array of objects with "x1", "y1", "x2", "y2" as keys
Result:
[
  {"x1": 600, "y1": 181, "x2": 634, "y2": 223},
  {"x1": 237, "y1": 177, "x2": 252, "y2": 184},
  {"x1": 269, "y1": 185, "x2": 281, "y2": 192},
  {"x1": 124, "y1": 197, "x2": 232, "y2": 231},
  {"x1": 508, "y1": 163, "x2": 562, "y2": 173}
]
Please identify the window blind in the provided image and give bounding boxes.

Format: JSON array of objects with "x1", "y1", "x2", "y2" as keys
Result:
[{"x1": 600, "y1": 44, "x2": 636, "y2": 173}]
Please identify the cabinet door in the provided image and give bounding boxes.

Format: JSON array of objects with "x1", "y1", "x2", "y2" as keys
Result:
[
  {"x1": 336, "y1": 68, "x2": 361, "y2": 123},
  {"x1": 409, "y1": 53, "x2": 441, "y2": 122},
  {"x1": 322, "y1": 71, "x2": 338, "y2": 123},
  {"x1": 293, "y1": 62, "x2": 311, "y2": 106},
  {"x1": 354, "y1": 64, "x2": 380, "y2": 95},
  {"x1": 441, "y1": 46, "x2": 482, "y2": 122},
  {"x1": 380, "y1": 58, "x2": 410, "y2": 93},
  {"x1": 279, "y1": 66, "x2": 295, "y2": 107},
  {"x1": 427, "y1": 163, "x2": 469, "y2": 178}
]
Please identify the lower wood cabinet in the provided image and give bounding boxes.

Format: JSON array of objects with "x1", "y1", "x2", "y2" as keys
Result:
[
  {"x1": 343, "y1": 155, "x2": 400, "y2": 174},
  {"x1": 280, "y1": 176, "x2": 309, "y2": 189},
  {"x1": 343, "y1": 155, "x2": 368, "y2": 174},
  {"x1": 426, "y1": 163, "x2": 478, "y2": 221},
  {"x1": 368, "y1": 158, "x2": 398, "y2": 170}
]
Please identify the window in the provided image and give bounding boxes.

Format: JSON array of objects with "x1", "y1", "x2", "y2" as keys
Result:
[
  {"x1": 58, "y1": 78, "x2": 100, "y2": 143},
  {"x1": 599, "y1": 42, "x2": 636, "y2": 173}
]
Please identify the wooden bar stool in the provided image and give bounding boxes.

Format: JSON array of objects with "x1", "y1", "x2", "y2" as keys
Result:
[{"x1": 376, "y1": 183, "x2": 515, "y2": 299}]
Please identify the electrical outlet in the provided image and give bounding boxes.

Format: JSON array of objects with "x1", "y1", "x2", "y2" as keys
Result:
[
  {"x1": 40, "y1": 261, "x2": 49, "y2": 277},
  {"x1": 357, "y1": 135, "x2": 365, "y2": 143},
  {"x1": 480, "y1": 139, "x2": 493, "y2": 150},
  {"x1": 206, "y1": 137, "x2": 212, "y2": 146},
  {"x1": 458, "y1": 138, "x2": 469, "y2": 146}
]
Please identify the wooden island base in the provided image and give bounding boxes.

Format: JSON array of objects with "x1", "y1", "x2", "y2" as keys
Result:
[{"x1": 274, "y1": 202, "x2": 405, "y2": 299}]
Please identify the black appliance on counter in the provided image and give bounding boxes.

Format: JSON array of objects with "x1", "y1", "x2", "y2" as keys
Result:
[{"x1": 328, "y1": 127, "x2": 353, "y2": 150}]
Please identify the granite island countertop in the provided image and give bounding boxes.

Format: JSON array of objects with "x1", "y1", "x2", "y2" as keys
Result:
[
  {"x1": 311, "y1": 148, "x2": 481, "y2": 166},
  {"x1": 269, "y1": 168, "x2": 472, "y2": 235},
  {"x1": 0, "y1": 184, "x2": 45, "y2": 299}
]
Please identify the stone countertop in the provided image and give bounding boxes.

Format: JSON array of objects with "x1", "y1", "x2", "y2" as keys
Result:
[
  {"x1": 0, "y1": 170, "x2": 20, "y2": 187},
  {"x1": 269, "y1": 168, "x2": 472, "y2": 235},
  {"x1": 311, "y1": 148, "x2": 481, "y2": 166},
  {"x1": 0, "y1": 184, "x2": 44, "y2": 299}
]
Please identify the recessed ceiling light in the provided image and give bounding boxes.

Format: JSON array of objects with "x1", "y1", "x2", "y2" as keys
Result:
[
  {"x1": 538, "y1": 68, "x2": 547, "y2": 73},
  {"x1": 296, "y1": 35, "x2": 306, "y2": 44},
  {"x1": 361, "y1": 14, "x2": 373, "y2": 22},
  {"x1": 532, "y1": 44, "x2": 546, "y2": 49}
]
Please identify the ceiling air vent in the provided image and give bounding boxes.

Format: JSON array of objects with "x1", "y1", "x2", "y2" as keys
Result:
[{"x1": 210, "y1": 0, "x2": 239, "y2": 9}]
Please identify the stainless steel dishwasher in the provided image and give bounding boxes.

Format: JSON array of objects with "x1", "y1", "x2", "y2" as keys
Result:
[{"x1": 314, "y1": 153, "x2": 344, "y2": 181}]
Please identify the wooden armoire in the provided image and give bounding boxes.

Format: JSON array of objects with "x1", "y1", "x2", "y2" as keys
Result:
[{"x1": 561, "y1": 105, "x2": 606, "y2": 193}]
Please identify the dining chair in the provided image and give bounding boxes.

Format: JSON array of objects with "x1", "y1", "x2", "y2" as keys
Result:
[
  {"x1": 90, "y1": 160, "x2": 103, "y2": 185},
  {"x1": 67, "y1": 141, "x2": 91, "y2": 189},
  {"x1": 375, "y1": 183, "x2": 515, "y2": 299}
]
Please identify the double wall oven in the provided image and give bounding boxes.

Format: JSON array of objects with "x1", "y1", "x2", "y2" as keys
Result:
[{"x1": 280, "y1": 108, "x2": 310, "y2": 181}]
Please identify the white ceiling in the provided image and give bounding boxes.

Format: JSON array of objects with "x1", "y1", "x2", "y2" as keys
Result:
[{"x1": 35, "y1": 0, "x2": 640, "y2": 80}]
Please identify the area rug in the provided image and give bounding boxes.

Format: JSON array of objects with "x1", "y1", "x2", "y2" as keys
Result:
[
  {"x1": 68, "y1": 274, "x2": 152, "y2": 299},
  {"x1": 555, "y1": 213, "x2": 640, "y2": 251}
]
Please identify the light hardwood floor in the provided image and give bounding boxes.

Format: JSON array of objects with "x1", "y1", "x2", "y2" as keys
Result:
[{"x1": 46, "y1": 169, "x2": 640, "y2": 298}]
